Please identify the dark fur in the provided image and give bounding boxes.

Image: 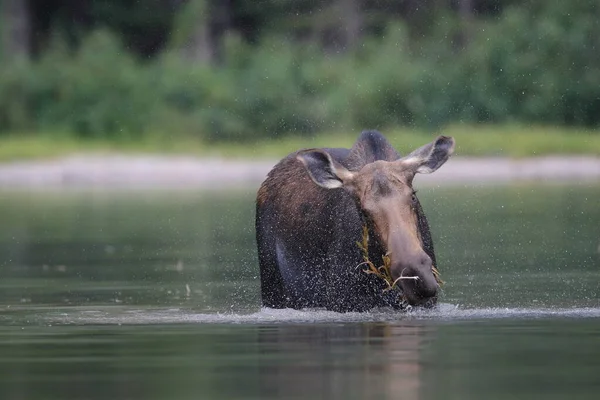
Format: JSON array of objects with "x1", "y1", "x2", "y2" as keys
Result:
[{"x1": 256, "y1": 131, "x2": 436, "y2": 311}]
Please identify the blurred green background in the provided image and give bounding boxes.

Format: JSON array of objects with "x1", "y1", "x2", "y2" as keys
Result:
[{"x1": 1, "y1": 0, "x2": 599, "y2": 157}]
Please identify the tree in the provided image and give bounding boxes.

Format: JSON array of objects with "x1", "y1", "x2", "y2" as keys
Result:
[
  {"x1": 1, "y1": 0, "x2": 30, "y2": 60},
  {"x1": 458, "y1": 0, "x2": 474, "y2": 49},
  {"x1": 171, "y1": 0, "x2": 213, "y2": 63},
  {"x1": 337, "y1": 0, "x2": 362, "y2": 51}
]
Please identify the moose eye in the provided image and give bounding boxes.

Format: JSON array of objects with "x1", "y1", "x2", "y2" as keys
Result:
[{"x1": 411, "y1": 191, "x2": 418, "y2": 205}]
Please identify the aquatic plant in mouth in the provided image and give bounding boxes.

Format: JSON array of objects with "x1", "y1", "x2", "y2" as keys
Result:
[{"x1": 356, "y1": 225, "x2": 444, "y2": 293}]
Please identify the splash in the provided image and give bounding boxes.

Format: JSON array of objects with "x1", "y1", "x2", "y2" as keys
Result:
[{"x1": 37, "y1": 303, "x2": 600, "y2": 326}]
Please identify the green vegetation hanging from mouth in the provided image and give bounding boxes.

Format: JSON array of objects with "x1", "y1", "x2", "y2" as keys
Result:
[{"x1": 356, "y1": 225, "x2": 444, "y2": 294}]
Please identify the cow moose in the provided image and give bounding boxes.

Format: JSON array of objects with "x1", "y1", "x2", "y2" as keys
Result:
[{"x1": 255, "y1": 131, "x2": 455, "y2": 312}]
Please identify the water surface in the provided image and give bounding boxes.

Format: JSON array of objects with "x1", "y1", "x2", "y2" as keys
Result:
[{"x1": 0, "y1": 184, "x2": 599, "y2": 399}]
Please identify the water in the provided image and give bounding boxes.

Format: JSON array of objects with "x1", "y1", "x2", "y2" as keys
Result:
[{"x1": 1, "y1": 184, "x2": 599, "y2": 399}]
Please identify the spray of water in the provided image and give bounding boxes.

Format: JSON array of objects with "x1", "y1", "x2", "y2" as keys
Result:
[{"x1": 41, "y1": 304, "x2": 600, "y2": 326}]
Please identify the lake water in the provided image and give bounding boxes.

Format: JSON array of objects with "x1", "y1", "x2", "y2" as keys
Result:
[{"x1": 0, "y1": 183, "x2": 599, "y2": 399}]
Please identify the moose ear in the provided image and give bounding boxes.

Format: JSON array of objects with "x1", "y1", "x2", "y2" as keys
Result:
[
  {"x1": 400, "y1": 135, "x2": 455, "y2": 174},
  {"x1": 297, "y1": 149, "x2": 354, "y2": 189}
]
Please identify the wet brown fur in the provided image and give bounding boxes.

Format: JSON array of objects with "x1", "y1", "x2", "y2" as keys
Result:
[{"x1": 255, "y1": 131, "x2": 451, "y2": 311}]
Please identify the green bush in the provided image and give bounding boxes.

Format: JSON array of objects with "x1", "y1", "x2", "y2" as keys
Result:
[
  {"x1": 198, "y1": 36, "x2": 339, "y2": 141},
  {"x1": 0, "y1": 31, "x2": 158, "y2": 138},
  {"x1": 0, "y1": 58, "x2": 33, "y2": 131},
  {"x1": 420, "y1": 1, "x2": 600, "y2": 127},
  {"x1": 1, "y1": 1, "x2": 599, "y2": 142}
]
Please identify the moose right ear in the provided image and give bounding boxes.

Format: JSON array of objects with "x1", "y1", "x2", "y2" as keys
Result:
[
  {"x1": 399, "y1": 135, "x2": 455, "y2": 174},
  {"x1": 297, "y1": 149, "x2": 354, "y2": 189}
]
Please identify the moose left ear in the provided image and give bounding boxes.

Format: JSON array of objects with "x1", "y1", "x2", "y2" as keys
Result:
[{"x1": 399, "y1": 135, "x2": 455, "y2": 174}]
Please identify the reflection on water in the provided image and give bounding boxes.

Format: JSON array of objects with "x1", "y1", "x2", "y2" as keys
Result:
[
  {"x1": 0, "y1": 183, "x2": 599, "y2": 399},
  {"x1": 255, "y1": 323, "x2": 426, "y2": 400},
  {"x1": 0, "y1": 188, "x2": 261, "y2": 310},
  {"x1": 0, "y1": 322, "x2": 430, "y2": 400},
  {"x1": 1, "y1": 317, "x2": 599, "y2": 400}
]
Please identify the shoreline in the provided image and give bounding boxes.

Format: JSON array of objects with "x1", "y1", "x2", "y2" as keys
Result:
[{"x1": 0, "y1": 154, "x2": 599, "y2": 189}]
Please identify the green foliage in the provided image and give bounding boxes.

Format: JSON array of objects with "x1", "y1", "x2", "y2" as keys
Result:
[
  {"x1": 413, "y1": 1, "x2": 600, "y2": 128},
  {"x1": 199, "y1": 36, "x2": 338, "y2": 140},
  {"x1": 0, "y1": 31, "x2": 158, "y2": 138},
  {"x1": 0, "y1": 2, "x2": 599, "y2": 142},
  {"x1": 37, "y1": 31, "x2": 158, "y2": 138},
  {"x1": 471, "y1": 1, "x2": 600, "y2": 126}
]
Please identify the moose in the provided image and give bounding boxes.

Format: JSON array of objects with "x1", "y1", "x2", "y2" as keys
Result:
[{"x1": 255, "y1": 131, "x2": 455, "y2": 312}]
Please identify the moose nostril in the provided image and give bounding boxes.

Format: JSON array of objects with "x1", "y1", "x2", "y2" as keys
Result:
[
  {"x1": 392, "y1": 254, "x2": 438, "y2": 305},
  {"x1": 391, "y1": 254, "x2": 431, "y2": 279}
]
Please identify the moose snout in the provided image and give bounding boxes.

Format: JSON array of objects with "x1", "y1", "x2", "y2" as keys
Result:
[{"x1": 391, "y1": 252, "x2": 438, "y2": 305}]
